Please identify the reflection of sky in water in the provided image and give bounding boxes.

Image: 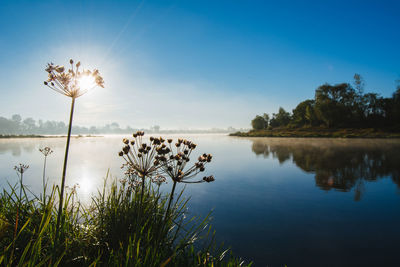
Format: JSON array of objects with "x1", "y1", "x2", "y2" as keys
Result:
[{"x1": 1, "y1": 135, "x2": 400, "y2": 266}]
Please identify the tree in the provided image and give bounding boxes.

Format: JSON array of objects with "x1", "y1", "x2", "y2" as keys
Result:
[
  {"x1": 151, "y1": 125, "x2": 160, "y2": 133},
  {"x1": 292, "y1": 100, "x2": 315, "y2": 126},
  {"x1": 314, "y1": 83, "x2": 355, "y2": 127},
  {"x1": 270, "y1": 107, "x2": 291, "y2": 127},
  {"x1": 251, "y1": 115, "x2": 268, "y2": 130},
  {"x1": 392, "y1": 83, "x2": 400, "y2": 125},
  {"x1": 12, "y1": 114, "x2": 22, "y2": 124},
  {"x1": 262, "y1": 113, "x2": 269, "y2": 127},
  {"x1": 363, "y1": 93, "x2": 384, "y2": 126},
  {"x1": 353, "y1": 73, "x2": 365, "y2": 96},
  {"x1": 22, "y1": 118, "x2": 36, "y2": 133}
]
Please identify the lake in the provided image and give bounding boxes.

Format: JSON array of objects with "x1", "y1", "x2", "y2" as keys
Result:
[{"x1": 1, "y1": 135, "x2": 399, "y2": 266}]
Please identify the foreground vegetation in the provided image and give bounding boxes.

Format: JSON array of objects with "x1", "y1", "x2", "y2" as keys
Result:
[
  {"x1": 0, "y1": 177, "x2": 248, "y2": 266},
  {"x1": 231, "y1": 127, "x2": 400, "y2": 138}
]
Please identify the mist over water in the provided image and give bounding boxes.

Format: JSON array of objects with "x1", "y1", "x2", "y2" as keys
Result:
[{"x1": 1, "y1": 135, "x2": 400, "y2": 266}]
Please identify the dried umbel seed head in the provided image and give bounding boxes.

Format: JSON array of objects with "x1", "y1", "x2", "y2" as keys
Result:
[
  {"x1": 39, "y1": 146, "x2": 53, "y2": 156},
  {"x1": 130, "y1": 141, "x2": 135, "y2": 145},
  {"x1": 150, "y1": 136, "x2": 154, "y2": 141},
  {"x1": 203, "y1": 175, "x2": 215, "y2": 183},
  {"x1": 119, "y1": 151, "x2": 124, "y2": 157},
  {"x1": 123, "y1": 145, "x2": 130, "y2": 154},
  {"x1": 190, "y1": 143, "x2": 197, "y2": 149},
  {"x1": 133, "y1": 133, "x2": 138, "y2": 138},
  {"x1": 14, "y1": 164, "x2": 29, "y2": 174},
  {"x1": 167, "y1": 139, "x2": 173, "y2": 143},
  {"x1": 44, "y1": 59, "x2": 104, "y2": 98},
  {"x1": 123, "y1": 138, "x2": 129, "y2": 144}
]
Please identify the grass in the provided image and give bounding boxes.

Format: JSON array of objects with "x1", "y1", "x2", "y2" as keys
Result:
[
  {"x1": 0, "y1": 176, "x2": 250, "y2": 266},
  {"x1": 230, "y1": 127, "x2": 400, "y2": 138}
]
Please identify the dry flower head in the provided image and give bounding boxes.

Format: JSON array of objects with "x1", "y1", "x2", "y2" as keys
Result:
[
  {"x1": 39, "y1": 146, "x2": 53, "y2": 157},
  {"x1": 44, "y1": 59, "x2": 104, "y2": 98}
]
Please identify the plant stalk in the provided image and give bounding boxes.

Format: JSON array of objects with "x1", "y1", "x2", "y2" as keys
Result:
[
  {"x1": 55, "y1": 97, "x2": 75, "y2": 242},
  {"x1": 42, "y1": 156, "x2": 47, "y2": 205},
  {"x1": 164, "y1": 180, "x2": 177, "y2": 221}
]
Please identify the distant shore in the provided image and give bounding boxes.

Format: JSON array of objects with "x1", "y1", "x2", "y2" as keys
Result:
[
  {"x1": 229, "y1": 128, "x2": 400, "y2": 138},
  {"x1": 0, "y1": 134, "x2": 103, "y2": 139}
]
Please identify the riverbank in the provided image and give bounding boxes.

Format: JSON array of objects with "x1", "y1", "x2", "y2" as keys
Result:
[{"x1": 230, "y1": 127, "x2": 400, "y2": 138}]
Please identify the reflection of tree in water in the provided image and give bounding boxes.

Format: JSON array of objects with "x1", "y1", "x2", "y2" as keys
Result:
[{"x1": 251, "y1": 138, "x2": 400, "y2": 201}]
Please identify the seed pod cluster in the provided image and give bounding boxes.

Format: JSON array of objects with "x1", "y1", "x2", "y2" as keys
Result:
[
  {"x1": 119, "y1": 132, "x2": 215, "y2": 186},
  {"x1": 44, "y1": 59, "x2": 104, "y2": 98}
]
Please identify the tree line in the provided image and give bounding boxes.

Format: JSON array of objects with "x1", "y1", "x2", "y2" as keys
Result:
[
  {"x1": 251, "y1": 74, "x2": 400, "y2": 130},
  {"x1": 0, "y1": 115, "x2": 240, "y2": 135},
  {"x1": 0, "y1": 115, "x2": 141, "y2": 135}
]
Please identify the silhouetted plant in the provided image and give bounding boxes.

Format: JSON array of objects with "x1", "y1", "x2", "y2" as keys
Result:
[
  {"x1": 156, "y1": 137, "x2": 214, "y2": 220},
  {"x1": 44, "y1": 59, "x2": 104, "y2": 243},
  {"x1": 39, "y1": 147, "x2": 53, "y2": 188},
  {"x1": 118, "y1": 131, "x2": 167, "y2": 206},
  {"x1": 12, "y1": 163, "x2": 29, "y2": 257},
  {"x1": 39, "y1": 146, "x2": 53, "y2": 204},
  {"x1": 119, "y1": 133, "x2": 215, "y2": 222},
  {"x1": 14, "y1": 164, "x2": 29, "y2": 202}
]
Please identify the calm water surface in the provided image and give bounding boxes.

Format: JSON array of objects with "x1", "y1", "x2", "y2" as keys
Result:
[{"x1": 1, "y1": 135, "x2": 400, "y2": 266}]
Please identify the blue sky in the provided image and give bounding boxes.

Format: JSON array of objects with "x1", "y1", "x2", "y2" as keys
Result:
[{"x1": 0, "y1": 0, "x2": 399, "y2": 129}]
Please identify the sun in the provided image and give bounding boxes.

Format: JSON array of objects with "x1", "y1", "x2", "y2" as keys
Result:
[{"x1": 78, "y1": 74, "x2": 96, "y2": 91}]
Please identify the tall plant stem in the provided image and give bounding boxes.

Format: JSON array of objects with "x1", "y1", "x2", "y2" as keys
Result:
[
  {"x1": 42, "y1": 156, "x2": 47, "y2": 205},
  {"x1": 12, "y1": 172, "x2": 24, "y2": 258},
  {"x1": 164, "y1": 180, "x2": 177, "y2": 221},
  {"x1": 55, "y1": 97, "x2": 75, "y2": 242},
  {"x1": 42, "y1": 156, "x2": 47, "y2": 189},
  {"x1": 140, "y1": 175, "x2": 146, "y2": 207}
]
